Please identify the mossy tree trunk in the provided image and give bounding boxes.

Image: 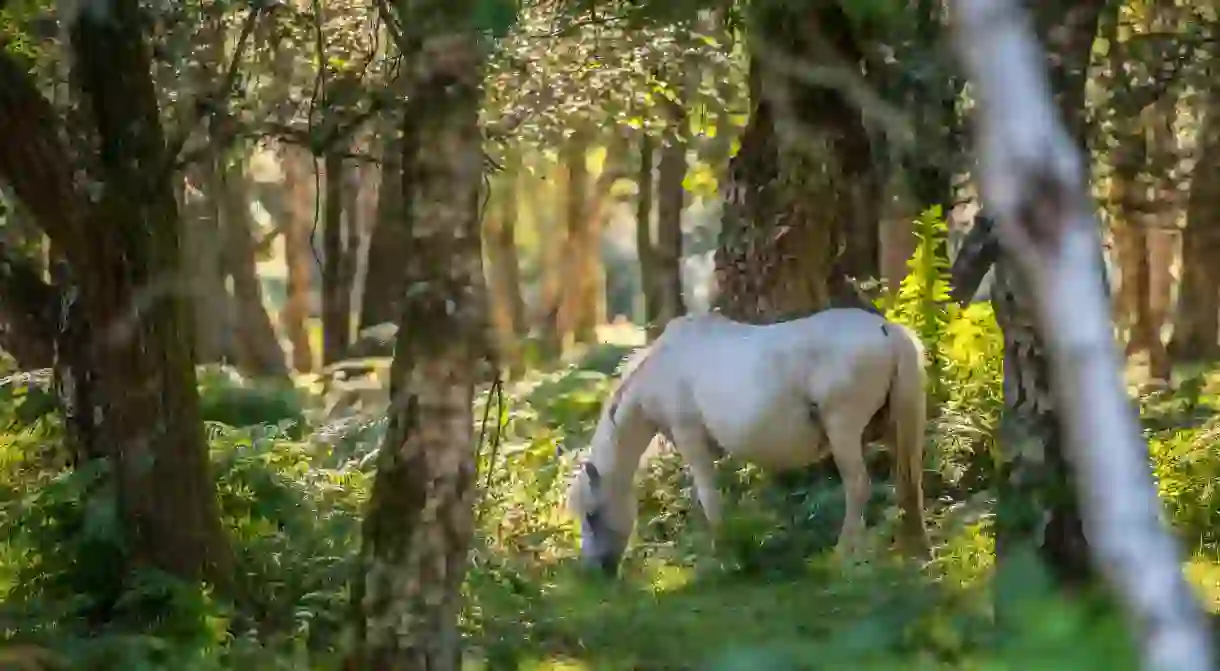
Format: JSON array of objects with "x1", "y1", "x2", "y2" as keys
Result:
[
  {"x1": 0, "y1": 2, "x2": 232, "y2": 589},
  {"x1": 351, "y1": 21, "x2": 486, "y2": 670},
  {"x1": 713, "y1": 1, "x2": 880, "y2": 323}
]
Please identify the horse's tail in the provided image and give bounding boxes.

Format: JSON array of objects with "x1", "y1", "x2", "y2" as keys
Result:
[{"x1": 885, "y1": 322, "x2": 932, "y2": 557}]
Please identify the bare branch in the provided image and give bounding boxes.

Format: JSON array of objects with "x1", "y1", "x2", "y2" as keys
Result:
[{"x1": 949, "y1": 1, "x2": 1215, "y2": 669}]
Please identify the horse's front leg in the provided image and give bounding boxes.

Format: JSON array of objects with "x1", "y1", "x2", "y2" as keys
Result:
[
  {"x1": 671, "y1": 426, "x2": 722, "y2": 529},
  {"x1": 827, "y1": 420, "x2": 871, "y2": 561}
]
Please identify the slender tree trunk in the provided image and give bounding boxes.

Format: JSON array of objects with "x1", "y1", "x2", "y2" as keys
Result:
[
  {"x1": 180, "y1": 163, "x2": 235, "y2": 365},
  {"x1": 958, "y1": 0, "x2": 1105, "y2": 596},
  {"x1": 656, "y1": 103, "x2": 688, "y2": 330},
  {"x1": 352, "y1": 28, "x2": 485, "y2": 670},
  {"x1": 484, "y1": 154, "x2": 527, "y2": 378},
  {"x1": 636, "y1": 132, "x2": 662, "y2": 340},
  {"x1": 361, "y1": 120, "x2": 412, "y2": 333},
  {"x1": 534, "y1": 169, "x2": 565, "y2": 360},
  {"x1": 322, "y1": 150, "x2": 353, "y2": 364},
  {"x1": 217, "y1": 157, "x2": 289, "y2": 379},
  {"x1": 280, "y1": 145, "x2": 316, "y2": 373},
  {"x1": 560, "y1": 130, "x2": 593, "y2": 345}
]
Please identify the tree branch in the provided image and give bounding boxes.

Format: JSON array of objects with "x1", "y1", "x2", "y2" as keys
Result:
[
  {"x1": 0, "y1": 248, "x2": 58, "y2": 369},
  {"x1": 949, "y1": 1, "x2": 1214, "y2": 669},
  {"x1": 0, "y1": 47, "x2": 89, "y2": 263},
  {"x1": 948, "y1": 213, "x2": 1000, "y2": 306}
]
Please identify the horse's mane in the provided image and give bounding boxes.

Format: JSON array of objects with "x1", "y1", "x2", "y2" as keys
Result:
[{"x1": 605, "y1": 342, "x2": 658, "y2": 424}]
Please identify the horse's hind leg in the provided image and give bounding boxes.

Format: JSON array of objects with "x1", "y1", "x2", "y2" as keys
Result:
[
  {"x1": 826, "y1": 419, "x2": 871, "y2": 561},
  {"x1": 670, "y1": 426, "x2": 723, "y2": 529}
]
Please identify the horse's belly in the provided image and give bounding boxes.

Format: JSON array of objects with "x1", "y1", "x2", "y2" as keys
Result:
[{"x1": 706, "y1": 402, "x2": 830, "y2": 471}]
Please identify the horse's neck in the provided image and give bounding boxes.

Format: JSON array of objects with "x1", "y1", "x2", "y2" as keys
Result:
[{"x1": 590, "y1": 402, "x2": 655, "y2": 492}]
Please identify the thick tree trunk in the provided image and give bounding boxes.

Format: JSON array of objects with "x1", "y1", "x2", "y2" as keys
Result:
[
  {"x1": 0, "y1": 1, "x2": 235, "y2": 588},
  {"x1": 656, "y1": 104, "x2": 688, "y2": 330},
  {"x1": 360, "y1": 124, "x2": 411, "y2": 333},
  {"x1": 560, "y1": 131, "x2": 594, "y2": 345},
  {"x1": 1171, "y1": 50, "x2": 1220, "y2": 362},
  {"x1": 484, "y1": 155, "x2": 526, "y2": 378},
  {"x1": 636, "y1": 132, "x2": 662, "y2": 340},
  {"x1": 217, "y1": 158, "x2": 289, "y2": 379},
  {"x1": 322, "y1": 150, "x2": 353, "y2": 364},
  {"x1": 280, "y1": 145, "x2": 316, "y2": 373},
  {"x1": 352, "y1": 29, "x2": 484, "y2": 670},
  {"x1": 713, "y1": 2, "x2": 879, "y2": 323}
]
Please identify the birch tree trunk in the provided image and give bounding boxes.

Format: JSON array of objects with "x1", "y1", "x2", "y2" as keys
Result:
[
  {"x1": 951, "y1": 0, "x2": 1104, "y2": 593},
  {"x1": 949, "y1": 1, "x2": 1213, "y2": 667}
]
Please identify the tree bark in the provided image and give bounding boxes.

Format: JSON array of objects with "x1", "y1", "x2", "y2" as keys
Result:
[
  {"x1": 360, "y1": 122, "x2": 412, "y2": 333},
  {"x1": 950, "y1": 0, "x2": 1105, "y2": 594},
  {"x1": 656, "y1": 103, "x2": 688, "y2": 330},
  {"x1": 217, "y1": 156, "x2": 289, "y2": 379},
  {"x1": 949, "y1": 2, "x2": 1213, "y2": 666},
  {"x1": 181, "y1": 161, "x2": 237, "y2": 365},
  {"x1": 0, "y1": 3, "x2": 232, "y2": 589},
  {"x1": 280, "y1": 144, "x2": 316, "y2": 373},
  {"x1": 713, "y1": 1, "x2": 879, "y2": 323},
  {"x1": 484, "y1": 154, "x2": 527, "y2": 378},
  {"x1": 1171, "y1": 38, "x2": 1220, "y2": 362},
  {"x1": 636, "y1": 132, "x2": 662, "y2": 340},
  {"x1": 322, "y1": 150, "x2": 353, "y2": 364},
  {"x1": 535, "y1": 167, "x2": 565, "y2": 360},
  {"x1": 560, "y1": 130, "x2": 593, "y2": 345},
  {"x1": 352, "y1": 28, "x2": 485, "y2": 670}
]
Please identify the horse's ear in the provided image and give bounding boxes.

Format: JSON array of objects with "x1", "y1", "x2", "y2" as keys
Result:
[{"x1": 583, "y1": 461, "x2": 601, "y2": 488}]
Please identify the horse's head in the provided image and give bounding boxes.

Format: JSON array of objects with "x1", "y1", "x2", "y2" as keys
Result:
[{"x1": 567, "y1": 459, "x2": 634, "y2": 576}]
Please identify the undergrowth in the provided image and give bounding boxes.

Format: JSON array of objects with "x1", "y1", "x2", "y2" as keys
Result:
[{"x1": 0, "y1": 210, "x2": 1216, "y2": 669}]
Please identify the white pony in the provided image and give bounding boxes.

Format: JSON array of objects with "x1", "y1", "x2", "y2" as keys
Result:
[{"x1": 566, "y1": 308, "x2": 932, "y2": 575}]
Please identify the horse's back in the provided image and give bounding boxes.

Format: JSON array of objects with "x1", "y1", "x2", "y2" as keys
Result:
[{"x1": 641, "y1": 309, "x2": 899, "y2": 469}]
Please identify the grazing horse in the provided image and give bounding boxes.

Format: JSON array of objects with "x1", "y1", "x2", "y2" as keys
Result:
[{"x1": 566, "y1": 309, "x2": 932, "y2": 575}]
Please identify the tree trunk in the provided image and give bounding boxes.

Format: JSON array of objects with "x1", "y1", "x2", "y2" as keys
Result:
[
  {"x1": 181, "y1": 162, "x2": 235, "y2": 365},
  {"x1": 0, "y1": 4, "x2": 233, "y2": 588},
  {"x1": 360, "y1": 123, "x2": 412, "y2": 333},
  {"x1": 636, "y1": 132, "x2": 662, "y2": 340},
  {"x1": 1171, "y1": 41, "x2": 1220, "y2": 362},
  {"x1": 713, "y1": 2, "x2": 879, "y2": 323},
  {"x1": 656, "y1": 103, "x2": 688, "y2": 330},
  {"x1": 322, "y1": 150, "x2": 353, "y2": 364},
  {"x1": 484, "y1": 154, "x2": 527, "y2": 378},
  {"x1": 280, "y1": 145, "x2": 316, "y2": 373},
  {"x1": 217, "y1": 157, "x2": 289, "y2": 379},
  {"x1": 352, "y1": 29, "x2": 484, "y2": 670},
  {"x1": 960, "y1": 0, "x2": 1105, "y2": 596},
  {"x1": 535, "y1": 167, "x2": 565, "y2": 360},
  {"x1": 560, "y1": 131, "x2": 593, "y2": 345}
]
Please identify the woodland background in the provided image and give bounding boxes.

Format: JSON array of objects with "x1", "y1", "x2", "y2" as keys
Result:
[{"x1": 1, "y1": 0, "x2": 1220, "y2": 667}]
